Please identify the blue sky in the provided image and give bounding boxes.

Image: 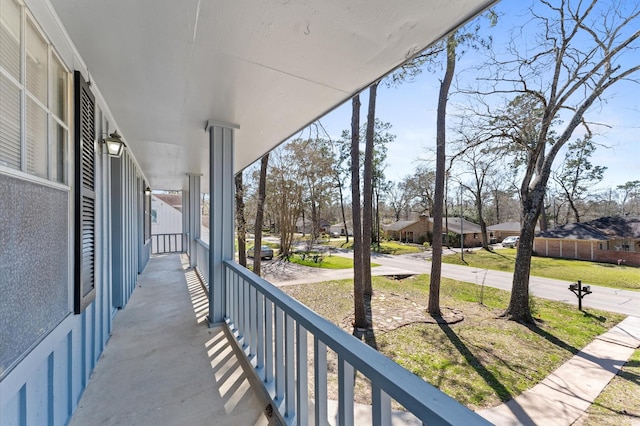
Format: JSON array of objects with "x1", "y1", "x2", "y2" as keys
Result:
[{"x1": 312, "y1": 0, "x2": 639, "y2": 193}]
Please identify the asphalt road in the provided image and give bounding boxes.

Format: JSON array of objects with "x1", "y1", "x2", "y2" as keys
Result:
[
  {"x1": 275, "y1": 249, "x2": 639, "y2": 317},
  {"x1": 374, "y1": 253, "x2": 639, "y2": 317}
]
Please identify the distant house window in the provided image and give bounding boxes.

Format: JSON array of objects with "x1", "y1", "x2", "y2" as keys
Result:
[
  {"x1": 0, "y1": 0, "x2": 70, "y2": 184},
  {"x1": 474, "y1": 233, "x2": 478, "y2": 239},
  {"x1": 151, "y1": 209, "x2": 158, "y2": 223}
]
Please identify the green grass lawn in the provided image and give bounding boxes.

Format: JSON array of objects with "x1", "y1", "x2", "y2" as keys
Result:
[
  {"x1": 289, "y1": 253, "x2": 380, "y2": 269},
  {"x1": 282, "y1": 274, "x2": 626, "y2": 410},
  {"x1": 581, "y1": 348, "x2": 640, "y2": 425},
  {"x1": 325, "y1": 239, "x2": 423, "y2": 255},
  {"x1": 442, "y1": 248, "x2": 640, "y2": 291}
]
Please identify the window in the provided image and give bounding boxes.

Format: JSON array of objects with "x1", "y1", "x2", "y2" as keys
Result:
[{"x1": 0, "y1": 0, "x2": 70, "y2": 184}]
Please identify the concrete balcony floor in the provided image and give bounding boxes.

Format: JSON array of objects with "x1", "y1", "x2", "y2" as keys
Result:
[{"x1": 69, "y1": 254, "x2": 271, "y2": 426}]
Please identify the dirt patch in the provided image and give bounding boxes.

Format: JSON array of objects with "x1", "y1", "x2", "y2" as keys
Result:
[{"x1": 341, "y1": 290, "x2": 464, "y2": 332}]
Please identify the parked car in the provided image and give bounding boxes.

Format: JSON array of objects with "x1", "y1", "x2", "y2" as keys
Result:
[
  {"x1": 502, "y1": 236, "x2": 519, "y2": 248},
  {"x1": 247, "y1": 245, "x2": 274, "y2": 260}
]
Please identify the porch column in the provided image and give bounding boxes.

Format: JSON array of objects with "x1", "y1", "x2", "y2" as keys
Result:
[
  {"x1": 188, "y1": 173, "x2": 201, "y2": 268},
  {"x1": 207, "y1": 121, "x2": 238, "y2": 326},
  {"x1": 182, "y1": 189, "x2": 189, "y2": 255}
]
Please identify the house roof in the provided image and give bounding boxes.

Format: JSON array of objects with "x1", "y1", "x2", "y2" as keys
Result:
[
  {"x1": 488, "y1": 221, "x2": 520, "y2": 231},
  {"x1": 384, "y1": 220, "x2": 420, "y2": 232},
  {"x1": 153, "y1": 194, "x2": 183, "y2": 211},
  {"x1": 536, "y1": 216, "x2": 640, "y2": 240},
  {"x1": 433, "y1": 217, "x2": 483, "y2": 235},
  {"x1": 47, "y1": 0, "x2": 496, "y2": 191}
]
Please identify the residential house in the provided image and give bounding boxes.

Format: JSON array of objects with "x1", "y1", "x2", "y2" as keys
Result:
[
  {"x1": 0, "y1": 1, "x2": 495, "y2": 425},
  {"x1": 487, "y1": 221, "x2": 540, "y2": 243},
  {"x1": 384, "y1": 216, "x2": 488, "y2": 247},
  {"x1": 295, "y1": 217, "x2": 331, "y2": 235},
  {"x1": 438, "y1": 217, "x2": 487, "y2": 247},
  {"x1": 534, "y1": 216, "x2": 640, "y2": 266},
  {"x1": 383, "y1": 216, "x2": 430, "y2": 243},
  {"x1": 151, "y1": 194, "x2": 184, "y2": 253}
]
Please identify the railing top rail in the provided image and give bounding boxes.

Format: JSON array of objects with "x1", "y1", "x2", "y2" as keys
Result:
[{"x1": 224, "y1": 260, "x2": 490, "y2": 425}]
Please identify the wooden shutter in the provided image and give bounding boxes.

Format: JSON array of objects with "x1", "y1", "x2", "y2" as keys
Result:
[{"x1": 73, "y1": 71, "x2": 96, "y2": 314}]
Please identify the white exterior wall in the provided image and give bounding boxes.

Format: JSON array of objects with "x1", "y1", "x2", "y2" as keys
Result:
[{"x1": 151, "y1": 195, "x2": 183, "y2": 235}]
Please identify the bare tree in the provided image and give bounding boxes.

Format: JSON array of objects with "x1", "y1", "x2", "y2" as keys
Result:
[
  {"x1": 362, "y1": 83, "x2": 379, "y2": 297},
  {"x1": 235, "y1": 172, "x2": 247, "y2": 267},
  {"x1": 428, "y1": 33, "x2": 457, "y2": 316},
  {"x1": 474, "y1": 0, "x2": 640, "y2": 322},
  {"x1": 455, "y1": 140, "x2": 498, "y2": 250},
  {"x1": 267, "y1": 148, "x2": 303, "y2": 259},
  {"x1": 253, "y1": 153, "x2": 269, "y2": 276},
  {"x1": 350, "y1": 95, "x2": 367, "y2": 329}
]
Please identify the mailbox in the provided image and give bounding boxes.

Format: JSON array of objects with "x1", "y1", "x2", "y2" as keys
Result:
[{"x1": 568, "y1": 280, "x2": 592, "y2": 311}]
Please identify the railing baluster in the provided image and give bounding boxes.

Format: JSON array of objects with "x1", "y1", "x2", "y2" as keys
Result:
[
  {"x1": 372, "y1": 384, "x2": 392, "y2": 426},
  {"x1": 275, "y1": 306, "x2": 285, "y2": 405},
  {"x1": 314, "y1": 338, "x2": 327, "y2": 426},
  {"x1": 243, "y1": 278, "x2": 250, "y2": 350},
  {"x1": 233, "y1": 272, "x2": 240, "y2": 333},
  {"x1": 249, "y1": 286, "x2": 257, "y2": 360},
  {"x1": 150, "y1": 233, "x2": 186, "y2": 254},
  {"x1": 285, "y1": 315, "x2": 295, "y2": 419},
  {"x1": 219, "y1": 260, "x2": 493, "y2": 426},
  {"x1": 338, "y1": 355, "x2": 354, "y2": 425},
  {"x1": 224, "y1": 269, "x2": 236, "y2": 323},
  {"x1": 257, "y1": 292, "x2": 265, "y2": 374},
  {"x1": 297, "y1": 324, "x2": 308, "y2": 426},
  {"x1": 265, "y1": 299, "x2": 274, "y2": 384}
]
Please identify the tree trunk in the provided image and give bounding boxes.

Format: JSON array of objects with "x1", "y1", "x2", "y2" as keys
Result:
[
  {"x1": 235, "y1": 172, "x2": 247, "y2": 267},
  {"x1": 253, "y1": 153, "x2": 269, "y2": 276},
  {"x1": 428, "y1": 34, "x2": 456, "y2": 316},
  {"x1": 502, "y1": 186, "x2": 544, "y2": 323},
  {"x1": 350, "y1": 95, "x2": 367, "y2": 329},
  {"x1": 337, "y1": 176, "x2": 349, "y2": 243},
  {"x1": 363, "y1": 83, "x2": 378, "y2": 297},
  {"x1": 475, "y1": 193, "x2": 489, "y2": 250}
]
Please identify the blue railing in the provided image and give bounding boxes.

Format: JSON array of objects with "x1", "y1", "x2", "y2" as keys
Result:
[
  {"x1": 151, "y1": 233, "x2": 184, "y2": 254},
  {"x1": 194, "y1": 240, "x2": 490, "y2": 425}
]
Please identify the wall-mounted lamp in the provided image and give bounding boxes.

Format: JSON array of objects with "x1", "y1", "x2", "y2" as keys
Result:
[
  {"x1": 145, "y1": 186, "x2": 151, "y2": 195},
  {"x1": 102, "y1": 131, "x2": 125, "y2": 157}
]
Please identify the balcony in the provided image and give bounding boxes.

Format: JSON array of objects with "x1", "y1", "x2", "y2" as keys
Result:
[{"x1": 71, "y1": 247, "x2": 490, "y2": 425}]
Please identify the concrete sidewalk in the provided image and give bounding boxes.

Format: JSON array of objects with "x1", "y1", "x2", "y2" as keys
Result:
[{"x1": 477, "y1": 315, "x2": 640, "y2": 425}]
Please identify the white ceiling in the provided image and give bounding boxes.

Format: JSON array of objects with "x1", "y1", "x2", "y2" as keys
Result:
[{"x1": 48, "y1": 0, "x2": 495, "y2": 191}]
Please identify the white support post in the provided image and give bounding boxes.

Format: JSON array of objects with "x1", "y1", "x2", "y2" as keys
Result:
[
  {"x1": 207, "y1": 121, "x2": 238, "y2": 326},
  {"x1": 182, "y1": 189, "x2": 189, "y2": 254},
  {"x1": 187, "y1": 174, "x2": 201, "y2": 268}
]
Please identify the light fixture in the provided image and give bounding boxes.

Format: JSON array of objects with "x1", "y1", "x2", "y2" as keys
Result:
[
  {"x1": 145, "y1": 186, "x2": 151, "y2": 195},
  {"x1": 103, "y1": 131, "x2": 125, "y2": 157}
]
